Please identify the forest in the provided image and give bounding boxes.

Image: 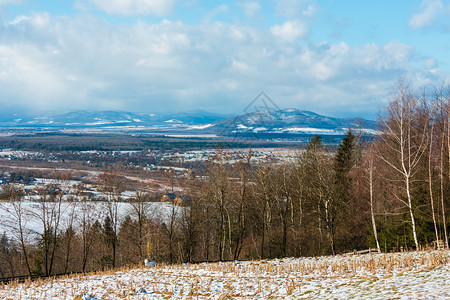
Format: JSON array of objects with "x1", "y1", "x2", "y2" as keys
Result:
[{"x1": 0, "y1": 81, "x2": 449, "y2": 278}]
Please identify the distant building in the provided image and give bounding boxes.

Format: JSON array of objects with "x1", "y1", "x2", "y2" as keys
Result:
[{"x1": 160, "y1": 193, "x2": 190, "y2": 206}]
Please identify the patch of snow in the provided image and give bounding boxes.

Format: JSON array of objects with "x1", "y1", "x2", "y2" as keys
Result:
[
  {"x1": 253, "y1": 127, "x2": 267, "y2": 132},
  {"x1": 0, "y1": 250, "x2": 448, "y2": 299},
  {"x1": 287, "y1": 127, "x2": 336, "y2": 133},
  {"x1": 164, "y1": 134, "x2": 218, "y2": 138},
  {"x1": 187, "y1": 124, "x2": 214, "y2": 130},
  {"x1": 237, "y1": 124, "x2": 250, "y2": 129},
  {"x1": 84, "y1": 121, "x2": 112, "y2": 125},
  {"x1": 341, "y1": 128, "x2": 381, "y2": 135}
]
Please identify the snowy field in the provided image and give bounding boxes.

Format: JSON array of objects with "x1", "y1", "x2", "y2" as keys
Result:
[
  {"x1": 0, "y1": 200, "x2": 181, "y2": 237},
  {"x1": 0, "y1": 176, "x2": 185, "y2": 237},
  {"x1": 1, "y1": 250, "x2": 449, "y2": 299}
]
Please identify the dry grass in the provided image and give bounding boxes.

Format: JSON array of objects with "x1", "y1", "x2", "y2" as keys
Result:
[{"x1": 1, "y1": 250, "x2": 449, "y2": 299}]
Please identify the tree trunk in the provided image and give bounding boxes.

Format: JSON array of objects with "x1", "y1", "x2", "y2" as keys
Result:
[
  {"x1": 445, "y1": 107, "x2": 450, "y2": 249},
  {"x1": 368, "y1": 162, "x2": 381, "y2": 253},
  {"x1": 406, "y1": 176, "x2": 419, "y2": 250},
  {"x1": 428, "y1": 126, "x2": 440, "y2": 249},
  {"x1": 440, "y1": 142, "x2": 446, "y2": 249}
]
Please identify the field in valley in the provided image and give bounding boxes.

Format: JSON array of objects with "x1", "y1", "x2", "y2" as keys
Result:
[{"x1": 1, "y1": 250, "x2": 449, "y2": 299}]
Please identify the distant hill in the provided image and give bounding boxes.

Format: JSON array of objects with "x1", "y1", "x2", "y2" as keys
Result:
[
  {"x1": 0, "y1": 108, "x2": 377, "y2": 138},
  {"x1": 207, "y1": 108, "x2": 377, "y2": 136},
  {"x1": 0, "y1": 110, "x2": 228, "y2": 127},
  {"x1": 163, "y1": 110, "x2": 229, "y2": 125},
  {"x1": 46, "y1": 110, "x2": 159, "y2": 126}
]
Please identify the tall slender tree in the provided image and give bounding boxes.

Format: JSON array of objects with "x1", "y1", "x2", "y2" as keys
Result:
[{"x1": 376, "y1": 80, "x2": 429, "y2": 250}]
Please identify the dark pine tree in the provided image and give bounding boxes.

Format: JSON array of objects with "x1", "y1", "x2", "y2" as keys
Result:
[{"x1": 334, "y1": 130, "x2": 356, "y2": 204}]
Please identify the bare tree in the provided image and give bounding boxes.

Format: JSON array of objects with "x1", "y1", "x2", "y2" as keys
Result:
[
  {"x1": 206, "y1": 149, "x2": 232, "y2": 261},
  {"x1": 127, "y1": 191, "x2": 152, "y2": 260},
  {"x1": 63, "y1": 200, "x2": 77, "y2": 273},
  {"x1": 443, "y1": 85, "x2": 450, "y2": 249},
  {"x1": 298, "y1": 135, "x2": 337, "y2": 254},
  {"x1": 0, "y1": 185, "x2": 32, "y2": 276},
  {"x1": 274, "y1": 163, "x2": 295, "y2": 257},
  {"x1": 30, "y1": 173, "x2": 71, "y2": 276},
  {"x1": 435, "y1": 84, "x2": 450, "y2": 249},
  {"x1": 74, "y1": 186, "x2": 98, "y2": 273},
  {"x1": 254, "y1": 163, "x2": 274, "y2": 259},
  {"x1": 232, "y1": 149, "x2": 252, "y2": 260},
  {"x1": 99, "y1": 170, "x2": 124, "y2": 268},
  {"x1": 365, "y1": 146, "x2": 381, "y2": 253},
  {"x1": 376, "y1": 80, "x2": 429, "y2": 250},
  {"x1": 426, "y1": 101, "x2": 440, "y2": 249}
]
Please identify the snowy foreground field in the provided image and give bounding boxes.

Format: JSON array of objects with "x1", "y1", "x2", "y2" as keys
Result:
[{"x1": 1, "y1": 250, "x2": 449, "y2": 299}]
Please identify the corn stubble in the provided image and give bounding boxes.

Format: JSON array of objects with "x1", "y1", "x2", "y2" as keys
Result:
[{"x1": 0, "y1": 250, "x2": 448, "y2": 299}]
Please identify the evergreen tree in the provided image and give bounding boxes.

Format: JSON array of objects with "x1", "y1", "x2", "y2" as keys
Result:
[
  {"x1": 102, "y1": 216, "x2": 116, "y2": 269},
  {"x1": 305, "y1": 135, "x2": 323, "y2": 153},
  {"x1": 334, "y1": 130, "x2": 356, "y2": 204},
  {"x1": 0, "y1": 232, "x2": 16, "y2": 277}
]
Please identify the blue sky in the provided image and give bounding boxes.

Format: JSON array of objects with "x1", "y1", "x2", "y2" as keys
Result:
[{"x1": 0, "y1": 0, "x2": 449, "y2": 120}]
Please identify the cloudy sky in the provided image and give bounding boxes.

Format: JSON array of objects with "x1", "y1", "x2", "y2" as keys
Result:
[{"x1": 0, "y1": 0, "x2": 449, "y2": 119}]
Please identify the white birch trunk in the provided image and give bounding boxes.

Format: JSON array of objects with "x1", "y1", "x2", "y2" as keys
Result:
[{"x1": 368, "y1": 158, "x2": 381, "y2": 253}]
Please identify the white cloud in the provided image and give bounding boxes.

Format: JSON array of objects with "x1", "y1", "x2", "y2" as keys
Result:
[
  {"x1": 239, "y1": 1, "x2": 261, "y2": 17},
  {"x1": 203, "y1": 4, "x2": 229, "y2": 22},
  {"x1": 425, "y1": 58, "x2": 437, "y2": 69},
  {"x1": 0, "y1": 44, "x2": 70, "y2": 109},
  {"x1": 409, "y1": 0, "x2": 444, "y2": 29},
  {"x1": 383, "y1": 41, "x2": 414, "y2": 63},
  {"x1": 275, "y1": 0, "x2": 317, "y2": 19},
  {"x1": 0, "y1": 13, "x2": 442, "y2": 118},
  {"x1": 296, "y1": 41, "x2": 415, "y2": 82},
  {"x1": 270, "y1": 0, "x2": 317, "y2": 42},
  {"x1": 83, "y1": 0, "x2": 177, "y2": 16},
  {"x1": 270, "y1": 19, "x2": 308, "y2": 42}
]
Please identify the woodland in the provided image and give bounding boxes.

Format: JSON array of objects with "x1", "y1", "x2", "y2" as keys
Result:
[{"x1": 0, "y1": 81, "x2": 449, "y2": 278}]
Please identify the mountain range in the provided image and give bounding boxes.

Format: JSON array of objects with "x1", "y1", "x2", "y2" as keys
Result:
[
  {"x1": 0, "y1": 109, "x2": 378, "y2": 136},
  {"x1": 4, "y1": 110, "x2": 228, "y2": 126}
]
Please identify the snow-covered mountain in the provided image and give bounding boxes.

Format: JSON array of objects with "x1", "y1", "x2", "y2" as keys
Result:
[
  {"x1": 163, "y1": 110, "x2": 230, "y2": 125},
  {"x1": 1, "y1": 110, "x2": 227, "y2": 127},
  {"x1": 0, "y1": 108, "x2": 377, "y2": 136},
  {"x1": 45, "y1": 110, "x2": 159, "y2": 126},
  {"x1": 208, "y1": 108, "x2": 377, "y2": 136},
  {"x1": 0, "y1": 110, "x2": 155, "y2": 127}
]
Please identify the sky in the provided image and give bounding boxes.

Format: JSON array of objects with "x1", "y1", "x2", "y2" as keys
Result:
[{"x1": 0, "y1": 0, "x2": 449, "y2": 120}]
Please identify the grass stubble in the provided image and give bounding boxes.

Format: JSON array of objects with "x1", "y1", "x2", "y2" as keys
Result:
[{"x1": 0, "y1": 250, "x2": 448, "y2": 299}]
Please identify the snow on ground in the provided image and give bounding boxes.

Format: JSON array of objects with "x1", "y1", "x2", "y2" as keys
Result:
[
  {"x1": 186, "y1": 124, "x2": 214, "y2": 130},
  {"x1": 163, "y1": 134, "x2": 217, "y2": 138},
  {"x1": 0, "y1": 250, "x2": 448, "y2": 299},
  {"x1": 305, "y1": 265, "x2": 450, "y2": 299}
]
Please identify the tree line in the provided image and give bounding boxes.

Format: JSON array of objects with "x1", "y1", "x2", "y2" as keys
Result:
[{"x1": 0, "y1": 81, "x2": 449, "y2": 278}]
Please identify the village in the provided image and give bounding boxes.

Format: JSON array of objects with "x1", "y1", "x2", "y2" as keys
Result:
[{"x1": 0, "y1": 147, "x2": 296, "y2": 177}]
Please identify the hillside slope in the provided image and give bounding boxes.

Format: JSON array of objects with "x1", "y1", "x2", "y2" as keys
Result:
[{"x1": 1, "y1": 250, "x2": 448, "y2": 299}]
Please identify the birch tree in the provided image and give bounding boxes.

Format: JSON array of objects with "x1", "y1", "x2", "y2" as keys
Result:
[
  {"x1": 366, "y1": 146, "x2": 381, "y2": 253},
  {"x1": 376, "y1": 81, "x2": 428, "y2": 250},
  {"x1": 426, "y1": 101, "x2": 440, "y2": 248},
  {"x1": 435, "y1": 84, "x2": 450, "y2": 249}
]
